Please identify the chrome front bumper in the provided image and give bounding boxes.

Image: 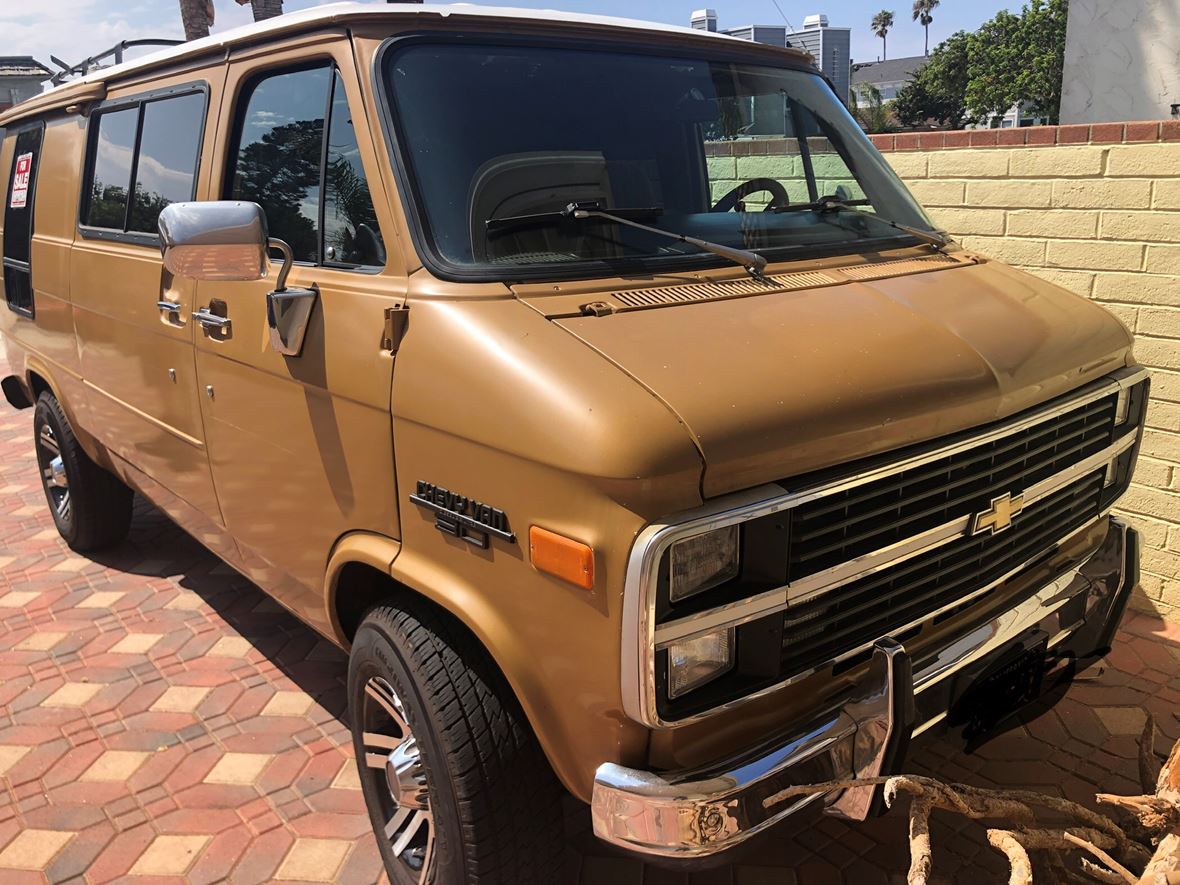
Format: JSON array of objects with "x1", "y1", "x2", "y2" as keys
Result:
[{"x1": 591, "y1": 518, "x2": 1139, "y2": 858}]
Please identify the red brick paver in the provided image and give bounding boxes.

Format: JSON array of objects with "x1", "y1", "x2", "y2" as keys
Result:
[{"x1": 1, "y1": 398, "x2": 1177, "y2": 884}]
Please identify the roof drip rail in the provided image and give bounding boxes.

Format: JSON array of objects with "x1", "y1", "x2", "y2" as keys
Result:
[{"x1": 48, "y1": 39, "x2": 185, "y2": 86}]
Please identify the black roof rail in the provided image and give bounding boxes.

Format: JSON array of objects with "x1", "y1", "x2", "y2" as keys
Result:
[{"x1": 48, "y1": 39, "x2": 184, "y2": 86}]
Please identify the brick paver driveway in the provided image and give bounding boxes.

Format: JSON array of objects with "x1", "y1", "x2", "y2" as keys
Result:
[{"x1": 1, "y1": 399, "x2": 1177, "y2": 884}]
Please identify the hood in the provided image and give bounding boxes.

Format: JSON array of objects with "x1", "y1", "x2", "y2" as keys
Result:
[{"x1": 529, "y1": 256, "x2": 1133, "y2": 498}]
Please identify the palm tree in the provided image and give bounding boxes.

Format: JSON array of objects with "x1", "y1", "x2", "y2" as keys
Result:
[
  {"x1": 912, "y1": 0, "x2": 940, "y2": 56},
  {"x1": 178, "y1": 0, "x2": 214, "y2": 40},
  {"x1": 237, "y1": 0, "x2": 284, "y2": 22},
  {"x1": 871, "y1": 10, "x2": 895, "y2": 60}
]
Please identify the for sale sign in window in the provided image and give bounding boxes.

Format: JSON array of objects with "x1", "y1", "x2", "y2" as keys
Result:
[{"x1": 10, "y1": 153, "x2": 33, "y2": 209}]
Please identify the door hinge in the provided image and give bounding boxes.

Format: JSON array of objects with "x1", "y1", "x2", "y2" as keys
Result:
[{"x1": 382, "y1": 304, "x2": 409, "y2": 353}]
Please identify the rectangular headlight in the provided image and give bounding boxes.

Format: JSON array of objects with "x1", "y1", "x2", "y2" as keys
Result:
[
  {"x1": 667, "y1": 628, "x2": 735, "y2": 699},
  {"x1": 668, "y1": 525, "x2": 739, "y2": 603}
]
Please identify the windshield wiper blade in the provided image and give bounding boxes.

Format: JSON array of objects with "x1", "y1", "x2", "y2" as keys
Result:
[
  {"x1": 561, "y1": 201, "x2": 771, "y2": 282},
  {"x1": 772, "y1": 196, "x2": 950, "y2": 252}
]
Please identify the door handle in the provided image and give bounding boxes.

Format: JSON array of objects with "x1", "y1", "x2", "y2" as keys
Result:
[
  {"x1": 193, "y1": 307, "x2": 231, "y2": 335},
  {"x1": 157, "y1": 300, "x2": 185, "y2": 326}
]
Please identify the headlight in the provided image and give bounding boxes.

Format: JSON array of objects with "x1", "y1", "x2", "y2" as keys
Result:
[
  {"x1": 667, "y1": 628, "x2": 735, "y2": 699},
  {"x1": 668, "y1": 525, "x2": 739, "y2": 603}
]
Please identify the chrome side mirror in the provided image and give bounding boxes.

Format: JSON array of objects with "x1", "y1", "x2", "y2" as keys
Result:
[
  {"x1": 158, "y1": 201, "x2": 269, "y2": 282},
  {"x1": 159, "y1": 201, "x2": 317, "y2": 358}
]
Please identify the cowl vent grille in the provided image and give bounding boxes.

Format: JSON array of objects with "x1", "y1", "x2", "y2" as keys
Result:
[
  {"x1": 608, "y1": 254, "x2": 970, "y2": 310},
  {"x1": 613, "y1": 272, "x2": 834, "y2": 307}
]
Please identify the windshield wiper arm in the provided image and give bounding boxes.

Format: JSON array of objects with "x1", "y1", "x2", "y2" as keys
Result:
[
  {"x1": 486, "y1": 205, "x2": 663, "y2": 236},
  {"x1": 772, "y1": 196, "x2": 950, "y2": 252},
  {"x1": 561, "y1": 201, "x2": 771, "y2": 282}
]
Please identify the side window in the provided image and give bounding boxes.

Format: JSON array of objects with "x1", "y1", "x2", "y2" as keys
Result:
[
  {"x1": 3, "y1": 123, "x2": 44, "y2": 317},
  {"x1": 227, "y1": 64, "x2": 385, "y2": 268},
  {"x1": 129, "y1": 93, "x2": 205, "y2": 233},
  {"x1": 323, "y1": 72, "x2": 385, "y2": 267},
  {"x1": 228, "y1": 66, "x2": 329, "y2": 263},
  {"x1": 85, "y1": 108, "x2": 137, "y2": 228},
  {"x1": 82, "y1": 89, "x2": 206, "y2": 236}
]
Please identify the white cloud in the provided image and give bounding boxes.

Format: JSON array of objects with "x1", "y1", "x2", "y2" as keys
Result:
[{"x1": 0, "y1": 0, "x2": 326, "y2": 87}]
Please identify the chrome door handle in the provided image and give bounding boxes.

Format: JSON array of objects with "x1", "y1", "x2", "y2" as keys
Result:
[
  {"x1": 157, "y1": 300, "x2": 182, "y2": 314},
  {"x1": 192, "y1": 307, "x2": 231, "y2": 334}
]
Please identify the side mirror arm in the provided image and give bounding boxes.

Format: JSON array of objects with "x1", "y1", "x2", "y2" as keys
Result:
[
  {"x1": 268, "y1": 237, "x2": 294, "y2": 293},
  {"x1": 264, "y1": 237, "x2": 317, "y2": 357}
]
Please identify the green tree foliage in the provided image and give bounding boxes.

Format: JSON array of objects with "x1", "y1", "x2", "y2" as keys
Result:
[
  {"x1": 965, "y1": 0, "x2": 1068, "y2": 122},
  {"x1": 872, "y1": 10, "x2": 895, "y2": 60},
  {"x1": 231, "y1": 119, "x2": 324, "y2": 262},
  {"x1": 893, "y1": 30, "x2": 972, "y2": 129},
  {"x1": 892, "y1": 0, "x2": 1068, "y2": 128}
]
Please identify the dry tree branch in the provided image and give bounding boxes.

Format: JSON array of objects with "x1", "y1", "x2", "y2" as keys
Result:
[
  {"x1": 1081, "y1": 857, "x2": 1131, "y2": 884},
  {"x1": 760, "y1": 727, "x2": 1180, "y2": 884},
  {"x1": 907, "y1": 798, "x2": 934, "y2": 885},
  {"x1": 1064, "y1": 831, "x2": 1137, "y2": 884},
  {"x1": 1141, "y1": 716, "x2": 1161, "y2": 796},
  {"x1": 988, "y1": 829, "x2": 1034, "y2": 885}
]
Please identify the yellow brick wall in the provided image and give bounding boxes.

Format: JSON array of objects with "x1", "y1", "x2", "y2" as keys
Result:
[{"x1": 885, "y1": 144, "x2": 1180, "y2": 622}]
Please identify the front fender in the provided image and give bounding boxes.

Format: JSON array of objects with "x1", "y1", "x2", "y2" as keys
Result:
[{"x1": 323, "y1": 530, "x2": 649, "y2": 801}]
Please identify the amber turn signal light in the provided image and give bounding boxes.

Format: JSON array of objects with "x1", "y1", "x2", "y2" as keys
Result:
[{"x1": 529, "y1": 526, "x2": 594, "y2": 590}]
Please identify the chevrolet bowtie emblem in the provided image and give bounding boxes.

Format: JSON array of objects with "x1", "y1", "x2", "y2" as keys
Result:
[{"x1": 973, "y1": 492, "x2": 1025, "y2": 535}]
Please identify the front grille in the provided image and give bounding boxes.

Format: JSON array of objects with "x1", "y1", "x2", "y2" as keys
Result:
[
  {"x1": 648, "y1": 372, "x2": 1149, "y2": 724},
  {"x1": 780, "y1": 471, "x2": 1105, "y2": 679},
  {"x1": 786, "y1": 393, "x2": 1118, "y2": 581}
]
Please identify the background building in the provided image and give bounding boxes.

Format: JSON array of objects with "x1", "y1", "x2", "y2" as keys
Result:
[
  {"x1": 850, "y1": 56, "x2": 928, "y2": 102},
  {"x1": 691, "y1": 10, "x2": 851, "y2": 104},
  {"x1": 0, "y1": 57, "x2": 50, "y2": 112},
  {"x1": 1060, "y1": 0, "x2": 1179, "y2": 124}
]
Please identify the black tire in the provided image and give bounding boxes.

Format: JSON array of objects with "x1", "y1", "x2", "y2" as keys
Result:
[
  {"x1": 33, "y1": 391, "x2": 132, "y2": 551},
  {"x1": 348, "y1": 601, "x2": 568, "y2": 885}
]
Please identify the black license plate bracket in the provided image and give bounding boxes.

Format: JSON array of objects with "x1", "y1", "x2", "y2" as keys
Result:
[{"x1": 949, "y1": 631, "x2": 1049, "y2": 740}]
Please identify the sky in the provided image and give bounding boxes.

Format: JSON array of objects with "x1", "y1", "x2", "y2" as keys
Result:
[{"x1": 3, "y1": 0, "x2": 1024, "y2": 79}]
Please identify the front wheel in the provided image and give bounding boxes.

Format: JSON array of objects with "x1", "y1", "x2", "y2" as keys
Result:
[{"x1": 348, "y1": 601, "x2": 568, "y2": 885}]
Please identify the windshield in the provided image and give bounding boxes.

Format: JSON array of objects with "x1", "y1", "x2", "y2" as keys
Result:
[{"x1": 382, "y1": 39, "x2": 936, "y2": 279}]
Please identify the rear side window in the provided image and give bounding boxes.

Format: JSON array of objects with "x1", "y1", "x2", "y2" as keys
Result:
[
  {"x1": 82, "y1": 87, "x2": 207, "y2": 237},
  {"x1": 3, "y1": 123, "x2": 45, "y2": 317},
  {"x1": 227, "y1": 64, "x2": 384, "y2": 268}
]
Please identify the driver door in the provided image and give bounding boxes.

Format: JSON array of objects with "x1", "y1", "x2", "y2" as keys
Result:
[{"x1": 193, "y1": 38, "x2": 404, "y2": 631}]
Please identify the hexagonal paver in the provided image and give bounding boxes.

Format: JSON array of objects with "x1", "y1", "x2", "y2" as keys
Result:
[
  {"x1": 0, "y1": 829, "x2": 75, "y2": 871},
  {"x1": 127, "y1": 834, "x2": 210, "y2": 875},
  {"x1": 203, "y1": 753, "x2": 272, "y2": 786}
]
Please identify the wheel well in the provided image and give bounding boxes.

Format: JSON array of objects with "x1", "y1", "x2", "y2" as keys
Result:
[
  {"x1": 334, "y1": 562, "x2": 405, "y2": 643},
  {"x1": 27, "y1": 372, "x2": 51, "y2": 400}
]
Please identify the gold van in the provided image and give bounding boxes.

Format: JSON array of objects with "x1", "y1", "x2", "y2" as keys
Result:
[{"x1": 0, "y1": 5, "x2": 1149, "y2": 882}]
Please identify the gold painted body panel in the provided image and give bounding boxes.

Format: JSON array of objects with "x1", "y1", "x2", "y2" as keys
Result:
[
  {"x1": 549, "y1": 257, "x2": 1132, "y2": 498},
  {"x1": 189, "y1": 36, "x2": 403, "y2": 635},
  {"x1": 68, "y1": 67, "x2": 227, "y2": 522}
]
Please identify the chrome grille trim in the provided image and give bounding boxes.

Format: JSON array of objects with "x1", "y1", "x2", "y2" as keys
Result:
[
  {"x1": 621, "y1": 366, "x2": 1149, "y2": 729},
  {"x1": 651, "y1": 429, "x2": 1137, "y2": 648}
]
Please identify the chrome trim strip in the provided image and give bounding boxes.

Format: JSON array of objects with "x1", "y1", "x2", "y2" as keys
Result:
[
  {"x1": 623, "y1": 366, "x2": 1148, "y2": 728},
  {"x1": 597, "y1": 520, "x2": 1136, "y2": 857}
]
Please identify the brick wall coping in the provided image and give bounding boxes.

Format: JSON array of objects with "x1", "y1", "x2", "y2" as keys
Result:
[{"x1": 870, "y1": 120, "x2": 1180, "y2": 152}]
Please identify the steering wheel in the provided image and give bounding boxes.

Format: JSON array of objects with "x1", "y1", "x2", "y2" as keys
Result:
[{"x1": 711, "y1": 178, "x2": 790, "y2": 213}]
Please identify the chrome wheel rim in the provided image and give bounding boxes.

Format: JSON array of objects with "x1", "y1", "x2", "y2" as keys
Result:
[
  {"x1": 361, "y1": 676, "x2": 435, "y2": 883},
  {"x1": 36, "y1": 423, "x2": 70, "y2": 523}
]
